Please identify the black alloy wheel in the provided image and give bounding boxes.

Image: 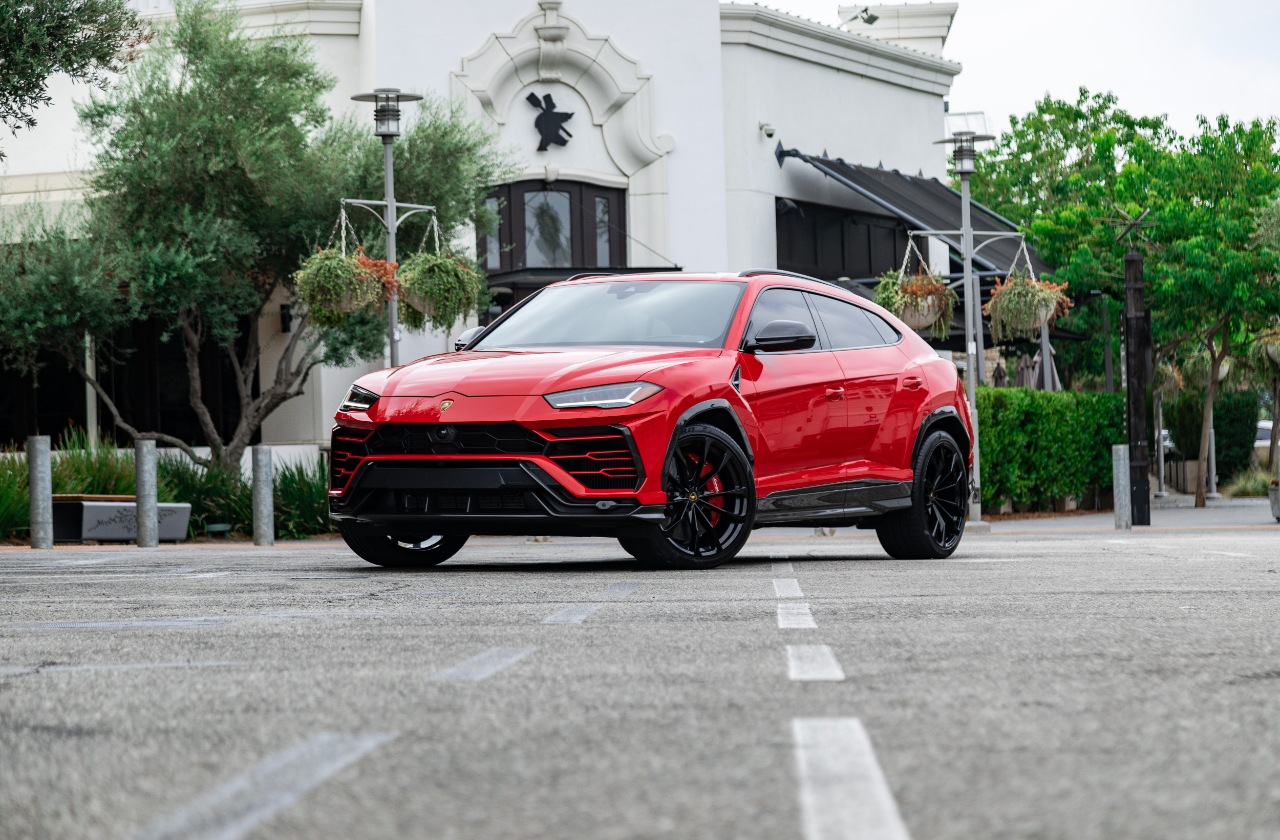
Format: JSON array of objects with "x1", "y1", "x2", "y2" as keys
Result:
[
  {"x1": 620, "y1": 424, "x2": 755, "y2": 569},
  {"x1": 338, "y1": 522, "x2": 470, "y2": 568},
  {"x1": 876, "y1": 429, "x2": 967, "y2": 559}
]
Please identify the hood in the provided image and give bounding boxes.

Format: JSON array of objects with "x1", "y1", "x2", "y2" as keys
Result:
[{"x1": 371, "y1": 348, "x2": 721, "y2": 398}]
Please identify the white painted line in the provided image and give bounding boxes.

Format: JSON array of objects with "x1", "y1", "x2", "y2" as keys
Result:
[
  {"x1": 778, "y1": 603, "x2": 817, "y2": 629},
  {"x1": 542, "y1": 604, "x2": 605, "y2": 624},
  {"x1": 427, "y1": 647, "x2": 538, "y2": 682},
  {"x1": 773, "y1": 561, "x2": 795, "y2": 573},
  {"x1": 774, "y1": 578, "x2": 804, "y2": 598},
  {"x1": 1205, "y1": 551, "x2": 1250, "y2": 557},
  {"x1": 792, "y1": 718, "x2": 911, "y2": 840},
  {"x1": 0, "y1": 661, "x2": 234, "y2": 676},
  {"x1": 129, "y1": 732, "x2": 394, "y2": 840},
  {"x1": 16, "y1": 618, "x2": 232, "y2": 629},
  {"x1": 598, "y1": 582, "x2": 643, "y2": 599},
  {"x1": 926, "y1": 557, "x2": 1023, "y2": 563},
  {"x1": 787, "y1": 645, "x2": 845, "y2": 681}
]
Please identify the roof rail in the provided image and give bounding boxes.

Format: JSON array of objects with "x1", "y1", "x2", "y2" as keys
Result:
[
  {"x1": 564, "y1": 272, "x2": 621, "y2": 282},
  {"x1": 737, "y1": 268, "x2": 848, "y2": 292}
]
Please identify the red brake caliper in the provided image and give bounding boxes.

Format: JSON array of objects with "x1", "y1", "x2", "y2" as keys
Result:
[{"x1": 687, "y1": 452, "x2": 724, "y2": 527}]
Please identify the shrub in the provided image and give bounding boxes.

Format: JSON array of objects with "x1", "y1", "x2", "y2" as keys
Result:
[
  {"x1": 0, "y1": 449, "x2": 28, "y2": 540},
  {"x1": 274, "y1": 458, "x2": 333, "y2": 539},
  {"x1": 157, "y1": 457, "x2": 252, "y2": 538},
  {"x1": 976, "y1": 387, "x2": 1125, "y2": 509},
  {"x1": 1166, "y1": 388, "x2": 1260, "y2": 482},
  {"x1": 1225, "y1": 467, "x2": 1270, "y2": 497},
  {"x1": 51, "y1": 428, "x2": 176, "y2": 501}
]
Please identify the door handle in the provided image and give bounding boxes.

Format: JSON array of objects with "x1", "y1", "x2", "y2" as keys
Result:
[
  {"x1": 825, "y1": 386, "x2": 845, "y2": 399},
  {"x1": 902, "y1": 377, "x2": 923, "y2": 390}
]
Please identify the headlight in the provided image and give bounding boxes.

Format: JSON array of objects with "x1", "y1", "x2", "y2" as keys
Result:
[
  {"x1": 544, "y1": 381, "x2": 663, "y2": 410},
  {"x1": 338, "y1": 384, "x2": 379, "y2": 413}
]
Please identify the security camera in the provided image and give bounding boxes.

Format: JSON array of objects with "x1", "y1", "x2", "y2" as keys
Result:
[{"x1": 759, "y1": 122, "x2": 775, "y2": 138}]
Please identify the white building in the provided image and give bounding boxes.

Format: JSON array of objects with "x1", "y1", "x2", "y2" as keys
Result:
[{"x1": 1, "y1": 0, "x2": 977, "y2": 451}]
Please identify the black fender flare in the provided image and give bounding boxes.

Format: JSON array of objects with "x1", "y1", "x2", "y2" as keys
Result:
[{"x1": 910, "y1": 405, "x2": 970, "y2": 469}]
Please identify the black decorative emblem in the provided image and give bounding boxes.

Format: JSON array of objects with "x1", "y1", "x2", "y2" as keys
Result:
[{"x1": 527, "y1": 92, "x2": 573, "y2": 152}]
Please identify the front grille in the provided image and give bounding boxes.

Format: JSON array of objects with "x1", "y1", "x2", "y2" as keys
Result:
[
  {"x1": 544, "y1": 428, "x2": 640, "y2": 490},
  {"x1": 330, "y1": 423, "x2": 642, "y2": 493}
]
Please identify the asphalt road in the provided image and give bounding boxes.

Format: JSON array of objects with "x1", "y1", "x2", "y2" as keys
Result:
[{"x1": 2, "y1": 521, "x2": 1279, "y2": 840}]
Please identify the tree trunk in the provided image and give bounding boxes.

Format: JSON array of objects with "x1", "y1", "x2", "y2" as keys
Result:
[{"x1": 1195, "y1": 326, "x2": 1228, "y2": 507}]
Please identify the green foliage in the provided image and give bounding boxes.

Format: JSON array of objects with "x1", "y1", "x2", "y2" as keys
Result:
[
  {"x1": 984, "y1": 272, "x2": 1070, "y2": 343},
  {"x1": 273, "y1": 458, "x2": 332, "y2": 539},
  {"x1": 294, "y1": 248, "x2": 379, "y2": 328},
  {"x1": 156, "y1": 457, "x2": 251, "y2": 538},
  {"x1": 0, "y1": 0, "x2": 146, "y2": 160},
  {"x1": 398, "y1": 250, "x2": 486, "y2": 332},
  {"x1": 1167, "y1": 388, "x2": 1261, "y2": 481},
  {"x1": 51, "y1": 428, "x2": 175, "y2": 501},
  {"x1": 870, "y1": 270, "x2": 957, "y2": 340},
  {"x1": 0, "y1": 449, "x2": 28, "y2": 539},
  {"x1": 976, "y1": 387, "x2": 1125, "y2": 508},
  {"x1": 1225, "y1": 467, "x2": 1272, "y2": 498}
]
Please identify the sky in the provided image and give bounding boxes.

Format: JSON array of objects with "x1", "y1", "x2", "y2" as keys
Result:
[{"x1": 754, "y1": 0, "x2": 1280, "y2": 139}]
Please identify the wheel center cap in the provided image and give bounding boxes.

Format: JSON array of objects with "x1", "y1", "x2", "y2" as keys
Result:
[{"x1": 688, "y1": 492, "x2": 698, "y2": 501}]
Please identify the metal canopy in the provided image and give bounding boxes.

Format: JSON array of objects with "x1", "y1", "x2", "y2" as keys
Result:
[{"x1": 776, "y1": 147, "x2": 1054, "y2": 277}]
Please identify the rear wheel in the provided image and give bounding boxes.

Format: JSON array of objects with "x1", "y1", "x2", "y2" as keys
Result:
[
  {"x1": 623, "y1": 424, "x2": 755, "y2": 569},
  {"x1": 876, "y1": 430, "x2": 967, "y2": 559},
  {"x1": 338, "y1": 522, "x2": 469, "y2": 568}
]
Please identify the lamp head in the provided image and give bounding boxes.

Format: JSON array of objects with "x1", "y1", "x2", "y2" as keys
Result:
[
  {"x1": 352, "y1": 88, "x2": 424, "y2": 138},
  {"x1": 934, "y1": 130, "x2": 995, "y2": 177}
]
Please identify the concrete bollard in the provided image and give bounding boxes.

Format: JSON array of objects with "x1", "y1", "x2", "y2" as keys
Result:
[
  {"x1": 252, "y1": 445, "x2": 273, "y2": 547},
  {"x1": 135, "y1": 440, "x2": 158, "y2": 547},
  {"x1": 27, "y1": 436, "x2": 52, "y2": 549},
  {"x1": 1112, "y1": 444, "x2": 1131, "y2": 531}
]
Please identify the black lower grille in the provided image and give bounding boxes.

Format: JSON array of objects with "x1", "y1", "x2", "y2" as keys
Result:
[{"x1": 330, "y1": 422, "x2": 643, "y2": 493}]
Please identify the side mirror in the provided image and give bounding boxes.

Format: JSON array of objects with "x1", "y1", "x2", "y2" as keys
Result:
[
  {"x1": 454, "y1": 326, "x2": 485, "y2": 351},
  {"x1": 745, "y1": 319, "x2": 817, "y2": 353}
]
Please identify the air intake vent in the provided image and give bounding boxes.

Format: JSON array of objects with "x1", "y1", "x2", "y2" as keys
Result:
[{"x1": 544, "y1": 427, "x2": 640, "y2": 490}]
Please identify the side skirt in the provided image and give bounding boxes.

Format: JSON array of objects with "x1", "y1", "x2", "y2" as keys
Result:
[{"x1": 752, "y1": 479, "x2": 912, "y2": 528}]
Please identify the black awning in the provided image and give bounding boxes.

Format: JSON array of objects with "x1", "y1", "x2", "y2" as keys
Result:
[{"x1": 778, "y1": 148, "x2": 1054, "y2": 276}]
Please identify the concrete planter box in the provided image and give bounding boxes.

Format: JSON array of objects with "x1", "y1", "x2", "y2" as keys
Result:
[
  {"x1": 52, "y1": 495, "x2": 191, "y2": 543},
  {"x1": 1269, "y1": 485, "x2": 1280, "y2": 522}
]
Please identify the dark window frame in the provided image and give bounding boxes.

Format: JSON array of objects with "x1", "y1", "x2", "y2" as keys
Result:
[
  {"x1": 479, "y1": 180, "x2": 627, "y2": 274},
  {"x1": 805, "y1": 291, "x2": 903, "y2": 350}
]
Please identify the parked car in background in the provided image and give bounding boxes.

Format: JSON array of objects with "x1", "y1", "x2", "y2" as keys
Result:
[{"x1": 328, "y1": 271, "x2": 974, "y2": 569}]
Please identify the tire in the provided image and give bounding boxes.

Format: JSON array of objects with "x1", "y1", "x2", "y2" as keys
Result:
[
  {"x1": 338, "y1": 522, "x2": 469, "y2": 568},
  {"x1": 876, "y1": 429, "x2": 967, "y2": 559},
  {"x1": 623, "y1": 423, "x2": 756, "y2": 570}
]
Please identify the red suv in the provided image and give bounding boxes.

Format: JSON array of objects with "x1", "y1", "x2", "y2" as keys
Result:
[{"x1": 329, "y1": 271, "x2": 972, "y2": 569}]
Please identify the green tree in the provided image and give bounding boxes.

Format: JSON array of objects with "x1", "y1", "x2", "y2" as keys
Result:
[{"x1": 0, "y1": 0, "x2": 148, "y2": 160}]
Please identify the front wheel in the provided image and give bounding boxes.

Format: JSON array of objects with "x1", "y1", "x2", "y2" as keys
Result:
[
  {"x1": 623, "y1": 424, "x2": 756, "y2": 569},
  {"x1": 339, "y1": 522, "x2": 469, "y2": 568},
  {"x1": 875, "y1": 429, "x2": 967, "y2": 559}
]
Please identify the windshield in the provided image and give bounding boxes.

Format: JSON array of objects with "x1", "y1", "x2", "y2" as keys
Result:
[{"x1": 473, "y1": 280, "x2": 746, "y2": 349}]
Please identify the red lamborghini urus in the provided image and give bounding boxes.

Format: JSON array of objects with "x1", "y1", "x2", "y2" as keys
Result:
[{"x1": 329, "y1": 270, "x2": 973, "y2": 569}]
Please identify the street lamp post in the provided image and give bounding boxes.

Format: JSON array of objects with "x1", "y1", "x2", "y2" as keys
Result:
[
  {"x1": 350, "y1": 88, "x2": 425, "y2": 367},
  {"x1": 936, "y1": 130, "x2": 993, "y2": 525}
]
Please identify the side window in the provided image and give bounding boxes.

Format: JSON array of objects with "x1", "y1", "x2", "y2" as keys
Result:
[
  {"x1": 865, "y1": 310, "x2": 902, "y2": 344},
  {"x1": 745, "y1": 288, "x2": 820, "y2": 346},
  {"x1": 808, "y1": 293, "x2": 886, "y2": 349}
]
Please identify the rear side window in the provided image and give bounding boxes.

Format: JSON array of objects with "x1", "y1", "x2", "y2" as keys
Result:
[
  {"x1": 745, "y1": 288, "x2": 819, "y2": 345},
  {"x1": 808, "y1": 293, "x2": 889, "y2": 349},
  {"x1": 866, "y1": 309, "x2": 901, "y2": 344}
]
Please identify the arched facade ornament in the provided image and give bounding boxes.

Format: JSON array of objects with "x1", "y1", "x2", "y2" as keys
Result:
[{"x1": 452, "y1": 1, "x2": 675, "y2": 176}]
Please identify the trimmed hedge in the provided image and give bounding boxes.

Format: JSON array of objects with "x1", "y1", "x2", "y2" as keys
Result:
[
  {"x1": 976, "y1": 387, "x2": 1126, "y2": 509},
  {"x1": 1166, "y1": 388, "x2": 1260, "y2": 482}
]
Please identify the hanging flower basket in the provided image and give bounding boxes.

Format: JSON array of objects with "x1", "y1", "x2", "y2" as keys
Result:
[
  {"x1": 397, "y1": 250, "x2": 485, "y2": 332},
  {"x1": 293, "y1": 248, "x2": 380, "y2": 328},
  {"x1": 983, "y1": 270, "x2": 1071, "y2": 343},
  {"x1": 873, "y1": 269, "x2": 958, "y2": 340}
]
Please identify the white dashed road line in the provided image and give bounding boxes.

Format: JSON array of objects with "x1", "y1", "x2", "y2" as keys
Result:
[
  {"x1": 792, "y1": 718, "x2": 911, "y2": 840},
  {"x1": 773, "y1": 561, "x2": 795, "y2": 573},
  {"x1": 542, "y1": 604, "x2": 606, "y2": 624},
  {"x1": 778, "y1": 603, "x2": 817, "y2": 629},
  {"x1": 786, "y1": 645, "x2": 845, "y2": 681},
  {"x1": 0, "y1": 661, "x2": 234, "y2": 676},
  {"x1": 128, "y1": 732, "x2": 395, "y2": 840},
  {"x1": 774, "y1": 579, "x2": 804, "y2": 598},
  {"x1": 427, "y1": 647, "x2": 539, "y2": 682}
]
